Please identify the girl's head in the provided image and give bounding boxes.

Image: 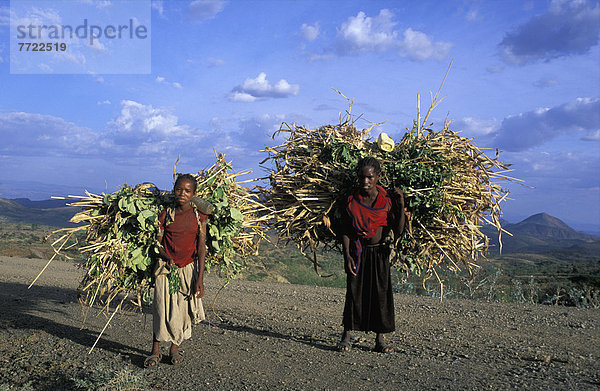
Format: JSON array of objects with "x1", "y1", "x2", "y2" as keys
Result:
[
  {"x1": 174, "y1": 174, "x2": 198, "y2": 192},
  {"x1": 356, "y1": 157, "x2": 381, "y2": 193},
  {"x1": 173, "y1": 174, "x2": 197, "y2": 206},
  {"x1": 357, "y1": 157, "x2": 382, "y2": 175}
]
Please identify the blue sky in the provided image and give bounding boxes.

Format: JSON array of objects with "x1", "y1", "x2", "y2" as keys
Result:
[{"x1": 0, "y1": 0, "x2": 599, "y2": 233}]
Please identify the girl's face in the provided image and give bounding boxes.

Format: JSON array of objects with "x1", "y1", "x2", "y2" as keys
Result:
[
  {"x1": 173, "y1": 179, "x2": 195, "y2": 207},
  {"x1": 358, "y1": 166, "x2": 379, "y2": 193}
]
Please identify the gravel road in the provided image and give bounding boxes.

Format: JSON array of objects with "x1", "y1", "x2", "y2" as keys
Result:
[{"x1": 0, "y1": 256, "x2": 598, "y2": 390}]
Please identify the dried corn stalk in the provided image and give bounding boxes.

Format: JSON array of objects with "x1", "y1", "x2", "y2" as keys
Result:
[
  {"x1": 258, "y1": 92, "x2": 519, "y2": 283},
  {"x1": 32, "y1": 154, "x2": 267, "y2": 317}
]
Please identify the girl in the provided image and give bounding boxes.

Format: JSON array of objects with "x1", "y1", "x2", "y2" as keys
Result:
[
  {"x1": 338, "y1": 157, "x2": 405, "y2": 353},
  {"x1": 144, "y1": 174, "x2": 207, "y2": 366}
]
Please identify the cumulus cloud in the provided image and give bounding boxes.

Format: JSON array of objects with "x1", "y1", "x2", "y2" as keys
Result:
[
  {"x1": 452, "y1": 117, "x2": 500, "y2": 137},
  {"x1": 499, "y1": 0, "x2": 600, "y2": 64},
  {"x1": 188, "y1": 0, "x2": 226, "y2": 22},
  {"x1": 493, "y1": 97, "x2": 600, "y2": 151},
  {"x1": 337, "y1": 9, "x2": 399, "y2": 53},
  {"x1": 229, "y1": 73, "x2": 299, "y2": 102},
  {"x1": 0, "y1": 112, "x2": 99, "y2": 156},
  {"x1": 335, "y1": 9, "x2": 452, "y2": 60},
  {"x1": 301, "y1": 22, "x2": 320, "y2": 42},
  {"x1": 504, "y1": 149, "x2": 600, "y2": 190},
  {"x1": 398, "y1": 28, "x2": 453, "y2": 61},
  {"x1": 0, "y1": 101, "x2": 211, "y2": 160}
]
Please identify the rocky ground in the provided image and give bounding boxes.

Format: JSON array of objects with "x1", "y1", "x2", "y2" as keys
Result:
[{"x1": 0, "y1": 255, "x2": 598, "y2": 390}]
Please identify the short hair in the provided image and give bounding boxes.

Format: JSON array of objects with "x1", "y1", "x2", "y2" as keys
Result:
[
  {"x1": 174, "y1": 173, "x2": 198, "y2": 192},
  {"x1": 357, "y1": 157, "x2": 382, "y2": 175}
]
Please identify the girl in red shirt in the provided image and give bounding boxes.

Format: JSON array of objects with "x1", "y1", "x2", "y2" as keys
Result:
[{"x1": 145, "y1": 174, "x2": 207, "y2": 366}]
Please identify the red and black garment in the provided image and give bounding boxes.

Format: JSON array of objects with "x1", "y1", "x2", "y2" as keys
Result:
[{"x1": 346, "y1": 185, "x2": 391, "y2": 273}]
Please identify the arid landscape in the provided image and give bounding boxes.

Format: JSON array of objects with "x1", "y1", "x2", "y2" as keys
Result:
[{"x1": 0, "y1": 255, "x2": 599, "y2": 390}]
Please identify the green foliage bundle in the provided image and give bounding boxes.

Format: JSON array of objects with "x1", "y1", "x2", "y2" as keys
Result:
[
  {"x1": 259, "y1": 101, "x2": 517, "y2": 282},
  {"x1": 40, "y1": 154, "x2": 266, "y2": 316}
]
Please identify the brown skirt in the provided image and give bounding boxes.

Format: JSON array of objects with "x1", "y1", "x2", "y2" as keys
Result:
[
  {"x1": 343, "y1": 243, "x2": 395, "y2": 333},
  {"x1": 153, "y1": 260, "x2": 205, "y2": 345}
]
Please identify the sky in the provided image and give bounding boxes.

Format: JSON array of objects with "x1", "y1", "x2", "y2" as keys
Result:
[{"x1": 0, "y1": 0, "x2": 599, "y2": 233}]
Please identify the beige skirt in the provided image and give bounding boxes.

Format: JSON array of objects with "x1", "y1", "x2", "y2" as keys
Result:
[{"x1": 153, "y1": 260, "x2": 206, "y2": 345}]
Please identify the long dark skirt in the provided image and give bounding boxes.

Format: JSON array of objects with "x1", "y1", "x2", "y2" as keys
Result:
[{"x1": 343, "y1": 243, "x2": 395, "y2": 333}]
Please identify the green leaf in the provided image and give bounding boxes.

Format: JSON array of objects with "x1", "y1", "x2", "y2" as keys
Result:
[
  {"x1": 229, "y1": 208, "x2": 243, "y2": 221},
  {"x1": 118, "y1": 197, "x2": 128, "y2": 212},
  {"x1": 126, "y1": 201, "x2": 137, "y2": 215},
  {"x1": 209, "y1": 224, "x2": 220, "y2": 238}
]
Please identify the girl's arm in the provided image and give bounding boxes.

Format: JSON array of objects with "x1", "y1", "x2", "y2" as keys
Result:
[
  {"x1": 156, "y1": 232, "x2": 175, "y2": 267},
  {"x1": 194, "y1": 222, "x2": 207, "y2": 298},
  {"x1": 342, "y1": 233, "x2": 357, "y2": 277}
]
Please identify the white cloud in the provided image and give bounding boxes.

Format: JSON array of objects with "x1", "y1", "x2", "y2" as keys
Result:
[
  {"x1": 105, "y1": 101, "x2": 209, "y2": 157},
  {"x1": 582, "y1": 129, "x2": 600, "y2": 141},
  {"x1": 504, "y1": 149, "x2": 600, "y2": 191},
  {"x1": 229, "y1": 72, "x2": 299, "y2": 102},
  {"x1": 493, "y1": 97, "x2": 600, "y2": 151},
  {"x1": 188, "y1": 0, "x2": 226, "y2": 22},
  {"x1": 452, "y1": 117, "x2": 500, "y2": 137},
  {"x1": 229, "y1": 92, "x2": 257, "y2": 103},
  {"x1": 301, "y1": 22, "x2": 320, "y2": 42},
  {"x1": 500, "y1": 0, "x2": 600, "y2": 64},
  {"x1": 97, "y1": 100, "x2": 111, "y2": 105},
  {"x1": 398, "y1": 28, "x2": 452, "y2": 61},
  {"x1": 156, "y1": 76, "x2": 183, "y2": 89},
  {"x1": 0, "y1": 112, "x2": 99, "y2": 156},
  {"x1": 335, "y1": 9, "x2": 451, "y2": 61},
  {"x1": 337, "y1": 9, "x2": 398, "y2": 53}
]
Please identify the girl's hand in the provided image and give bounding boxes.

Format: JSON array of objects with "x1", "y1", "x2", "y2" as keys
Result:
[
  {"x1": 392, "y1": 187, "x2": 404, "y2": 206},
  {"x1": 344, "y1": 254, "x2": 357, "y2": 277},
  {"x1": 194, "y1": 280, "x2": 204, "y2": 298}
]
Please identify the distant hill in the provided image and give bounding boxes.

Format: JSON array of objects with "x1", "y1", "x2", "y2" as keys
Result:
[
  {"x1": 10, "y1": 198, "x2": 70, "y2": 209},
  {"x1": 482, "y1": 213, "x2": 600, "y2": 254},
  {"x1": 0, "y1": 198, "x2": 77, "y2": 227}
]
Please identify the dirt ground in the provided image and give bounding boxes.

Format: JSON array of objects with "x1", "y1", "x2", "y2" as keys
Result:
[{"x1": 0, "y1": 256, "x2": 598, "y2": 390}]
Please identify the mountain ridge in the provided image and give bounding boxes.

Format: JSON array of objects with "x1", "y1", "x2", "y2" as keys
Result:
[
  {"x1": 0, "y1": 198, "x2": 77, "y2": 227},
  {"x1": 482, "y1": 212, "x2": 599, "y2": 254}
]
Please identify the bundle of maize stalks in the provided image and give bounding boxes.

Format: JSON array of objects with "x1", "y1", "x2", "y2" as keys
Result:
[
  {"x1": 34, "y1": 154, "x2": 267, "y2": 316},
  {"x1": 258, "y1": 96, "x2": 518, "y2": 283}
]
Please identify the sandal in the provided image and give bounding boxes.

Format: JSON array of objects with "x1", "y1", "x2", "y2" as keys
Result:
[
  {"x1": 143, "y1": 353, "x2": 162, "y2": 367},
  {"x1": 170, "y1": 350, "x2": 184, "y2": 365},
  {"x1": 336, "y1": 340, "x2": 351, "y2": 352},
  {"x1": 374, "y1": 342, "x2": 394, "y2": 353}
]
